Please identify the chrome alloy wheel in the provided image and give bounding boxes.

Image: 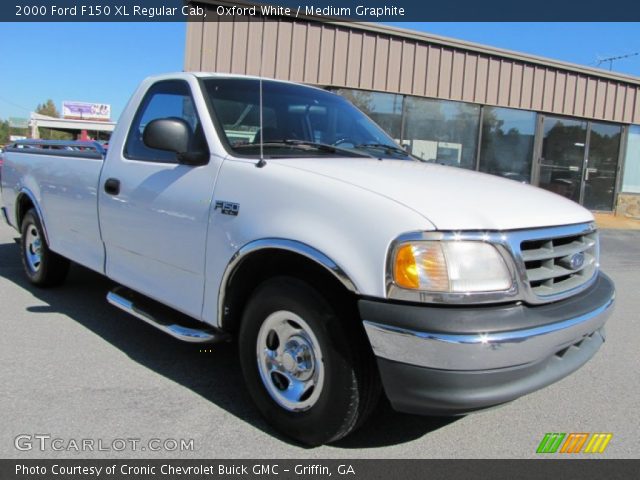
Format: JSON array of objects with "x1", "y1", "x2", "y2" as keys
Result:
[
  {"x1": 256, "y1": 310, "x2": 325, "y2": 412},
  {"x1": 24, "y1": 224, "x2": 43, "y2": 273}
]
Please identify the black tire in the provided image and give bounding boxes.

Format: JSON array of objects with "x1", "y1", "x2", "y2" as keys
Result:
[
  {"x1": 20, "y1": 209, "x2": 70, "y2": 287},
  {"x1": 239, "y1": 276, "x2": 380, "y2": 446}
]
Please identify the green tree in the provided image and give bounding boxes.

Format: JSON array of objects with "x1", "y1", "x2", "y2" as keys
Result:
[
  {"x1": 0, "y1": 119, "x2": 9, "y2": 144},
  {"x1": 339, "y1": 89, "x2": 374, "y2": 113},
  {"x1": 0, "y1": 119, "x2": 28, "y2": 145},
  {"x1": 34, "y1": 99, "x2": 72, "y2": 140},
  {"x1": 36, "y1": 99, "x2": 60, "y2": 118}
]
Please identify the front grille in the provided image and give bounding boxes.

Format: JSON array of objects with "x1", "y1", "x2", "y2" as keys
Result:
[{"x1": 520, "y1": 230, "x2": 598, "y2": 298}]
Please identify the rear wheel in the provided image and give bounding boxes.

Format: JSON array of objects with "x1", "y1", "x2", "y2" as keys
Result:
[
  {"x1": 20, "y1": 209, "x2": 70, "y2": 287},
  {"x1": 239, "y1": 276, "x2": 380, "y2": 446}
]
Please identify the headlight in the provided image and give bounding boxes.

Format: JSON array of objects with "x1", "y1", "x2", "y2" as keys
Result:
[{"x1": 392, "y1": 241, "x2": 512, "y2": 293}]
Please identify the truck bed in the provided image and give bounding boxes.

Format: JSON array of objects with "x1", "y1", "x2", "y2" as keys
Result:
[{"x1": 1, "y1": 141, "x2": 107, "y2": 273}]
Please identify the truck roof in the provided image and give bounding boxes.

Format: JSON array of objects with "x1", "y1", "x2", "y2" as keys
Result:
[{"x1": 146, "y1": 71, "x2": 328, "y2": 92}]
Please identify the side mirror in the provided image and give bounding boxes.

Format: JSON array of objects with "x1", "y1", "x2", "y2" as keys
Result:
[
  {"x1": 142, "y1": 118, "x2": 207, "y2": 166},
  {"x1": 143, "y1": 118, "x2": 191, "y2": 154}
]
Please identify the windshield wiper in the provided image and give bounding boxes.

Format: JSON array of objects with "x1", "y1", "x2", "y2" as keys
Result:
[
  {"x1": 236, "y1": 139, "x2": 373, "y2": 157},
  {"x1": 354, "y1": 143, "x2": 409, "y2": 156}
]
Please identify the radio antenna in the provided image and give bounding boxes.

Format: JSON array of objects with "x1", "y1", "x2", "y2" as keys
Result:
[
  {"x1": 596, "y1": 52, "x2": 638, "y2": 71},
  {"x1": 256, "y1": 18, "x2": 266, "y2": 168}
]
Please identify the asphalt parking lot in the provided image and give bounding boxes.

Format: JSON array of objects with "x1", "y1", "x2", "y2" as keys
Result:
[{"x1": 0, "y1": 221, "x2": 638, "y2": 459}]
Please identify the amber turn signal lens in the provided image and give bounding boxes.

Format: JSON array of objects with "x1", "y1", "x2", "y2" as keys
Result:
[{"x1": 394, "y1": 244, "x2": 420, "y2": 289}]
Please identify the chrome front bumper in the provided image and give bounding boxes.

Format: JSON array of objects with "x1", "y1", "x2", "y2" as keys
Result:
[
  {"x1": 364, "y1": 293, "x2": 612, "y2": 371},
  {"x1": 359, "y1": 272, "x2": 615, "y2": 415}
]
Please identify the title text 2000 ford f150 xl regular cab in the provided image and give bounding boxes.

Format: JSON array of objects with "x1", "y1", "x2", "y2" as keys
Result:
[{"x1": 0, "y1": 73, "x2": 615, "y2": 445}]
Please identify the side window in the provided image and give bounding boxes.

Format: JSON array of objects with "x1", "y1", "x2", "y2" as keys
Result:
[{"x1": 125, "y1": 80, "x2": 207, "y2": 163}]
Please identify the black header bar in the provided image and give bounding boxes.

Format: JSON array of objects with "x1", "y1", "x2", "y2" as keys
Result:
[{"x1": 3, "y1": 0, "x2": 640, "y2": 22}]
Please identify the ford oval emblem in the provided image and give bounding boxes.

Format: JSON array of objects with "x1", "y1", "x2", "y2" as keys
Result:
[{"x1": 569, "y1": 252, "x2": 585, "y2": 270}]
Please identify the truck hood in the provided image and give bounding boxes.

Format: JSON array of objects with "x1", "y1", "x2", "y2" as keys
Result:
[{"x1": 272, "y1": 158, "x2": 594, "y2": 230}]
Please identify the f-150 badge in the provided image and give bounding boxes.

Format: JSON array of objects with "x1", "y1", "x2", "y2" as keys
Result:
[{"x1": 214, "y1": 201, "x2": 240, "y2": 216}]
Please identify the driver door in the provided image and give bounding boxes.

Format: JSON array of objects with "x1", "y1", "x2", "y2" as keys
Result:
[{"x1": 98, "y1": 79, "x2": 219, "y2": 318}]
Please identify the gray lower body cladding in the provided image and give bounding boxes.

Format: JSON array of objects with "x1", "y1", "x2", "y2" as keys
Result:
[{"x1": 359, "y1": 272, "x2": 614, "y2": 415}]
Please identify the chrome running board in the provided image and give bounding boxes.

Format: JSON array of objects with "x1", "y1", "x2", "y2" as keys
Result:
[{"x1": 107, "y1": 287, "x2": 229, "y2": 344}]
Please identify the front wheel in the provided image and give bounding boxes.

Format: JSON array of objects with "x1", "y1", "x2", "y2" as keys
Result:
[
  {"x1": 20, "y1": 209, "x2": 70, "y2": 287},
  {"x1": 239, "y1": 277, "x2": 380, "y2": 446}
]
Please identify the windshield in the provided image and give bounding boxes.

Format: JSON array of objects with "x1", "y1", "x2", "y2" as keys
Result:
[{"x1": 202, "y1": 78, "x2": 411, "y2": 159}]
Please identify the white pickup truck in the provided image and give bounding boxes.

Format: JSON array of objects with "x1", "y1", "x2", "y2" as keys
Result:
[{"x1": 0, "y1": 73, "x2": 615, "y2": 446}]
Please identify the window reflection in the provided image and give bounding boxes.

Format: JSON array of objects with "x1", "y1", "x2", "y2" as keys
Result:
[
  {"x1": 333, "y1": 89, "x2": 403, "y2": 140},
  {"x1": 403, "y1": 97, "x2": 480, "y2": 170},
  {"x1": 479, "y1": 107, "x2": 535, "y2": 183},
  {"x1": 538, "y1": 118, "x2": 588, "y2": 203},
  {"x1": 583, "y1": 123, "x2": 621, "y2": 211}
]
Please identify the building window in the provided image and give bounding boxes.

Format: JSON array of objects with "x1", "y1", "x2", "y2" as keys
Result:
[
  {"x1": 333, "y1": 89, "x2": 403, "y2": 140},
  {"x1": 622, "y1": 125, "x2": 640, "y2": 194},
  {"x1": 403, "y1": 97, "x2": 480, "y2": 170},
  {"x1": 583, "y1": 122, "x2": 622, "y2": 211},
  {"x1": 478, "y1": 107, "x2": 536, "y2": 183},
  {"x1": 538, "y1": 117, "x2": 588, "y2": 203}
]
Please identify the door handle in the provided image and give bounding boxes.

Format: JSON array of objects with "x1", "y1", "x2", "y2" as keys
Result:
[{"x1": 104, "y1": 178, "x2": 121, "y2": 195}]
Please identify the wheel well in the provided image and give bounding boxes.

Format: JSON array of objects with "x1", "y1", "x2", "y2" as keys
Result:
[
  {"x1": 15, "y1": 193, "x2": 35, "y2": 228},
  {"x1": 221, "y1": 249, "x2": 359, "y2": 335}
]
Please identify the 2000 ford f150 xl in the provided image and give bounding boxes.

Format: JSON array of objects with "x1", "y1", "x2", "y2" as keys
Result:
[{"x1": 0, "y1": 73, "x2": 615, "y2": 446}]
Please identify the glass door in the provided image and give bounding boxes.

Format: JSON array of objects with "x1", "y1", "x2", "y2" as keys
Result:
[
  {"x1": 537, "y1": 116, "x2": 588, "y2": 203},
  {"x1": 583, "y1": 122, "x2": 622, "y2": 211},
  {"x1": 536, "y1": 116, "x2": 621, "y2": 211}
]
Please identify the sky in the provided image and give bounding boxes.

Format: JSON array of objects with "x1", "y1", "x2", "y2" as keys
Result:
[{"x1": 0, "y1": 22, "x2": 639, "y2": 123}]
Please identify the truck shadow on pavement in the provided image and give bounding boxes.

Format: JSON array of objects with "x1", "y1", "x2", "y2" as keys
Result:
[{"x1": 0, "y1": 240, "x2": 457, "y2": 449}]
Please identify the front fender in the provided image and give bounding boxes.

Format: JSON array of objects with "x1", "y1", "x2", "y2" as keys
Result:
[{"x1": 200, "y1": 158, "x2": 433, "y2": 326}]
